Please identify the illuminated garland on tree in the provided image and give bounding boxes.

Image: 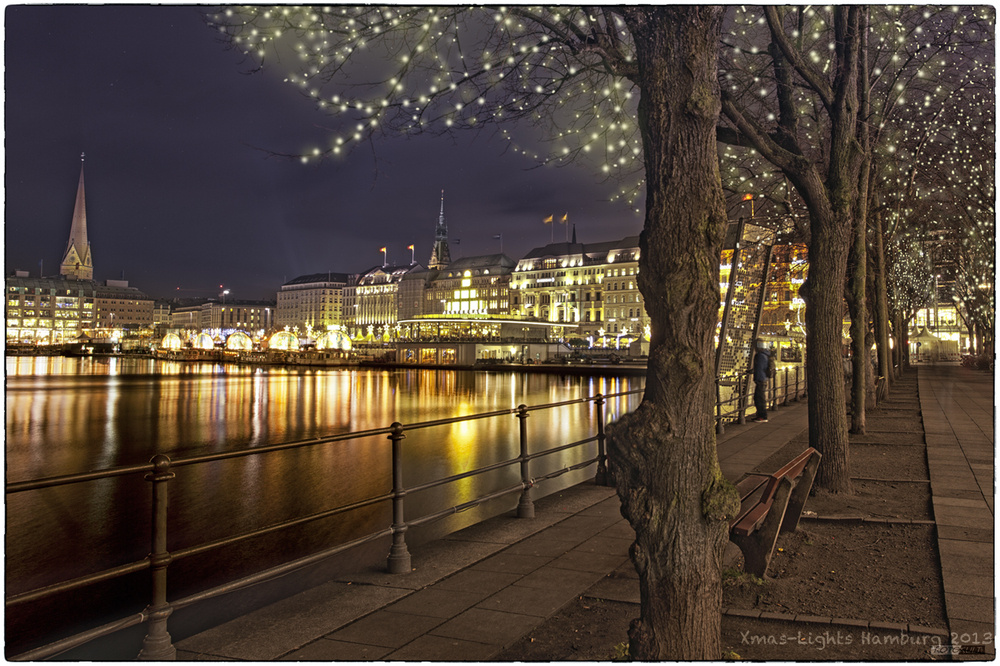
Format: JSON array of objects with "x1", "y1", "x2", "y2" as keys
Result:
[{"x1": 208, "y1": 5, "x2": 993, "y2": 296}]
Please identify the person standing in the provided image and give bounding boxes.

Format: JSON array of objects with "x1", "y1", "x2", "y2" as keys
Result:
[{"x1": 751, "y1": 341, "x2": 773, "y2": 422}]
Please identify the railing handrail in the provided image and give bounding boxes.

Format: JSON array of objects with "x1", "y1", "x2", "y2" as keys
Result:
[{"x1": 6, "y1": 387, "x2": 642, "y2": 661}]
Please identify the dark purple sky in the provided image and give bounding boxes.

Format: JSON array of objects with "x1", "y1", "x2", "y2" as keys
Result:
[{"x1": 4, "y1": 5, "x2": 643, "y2": 301}]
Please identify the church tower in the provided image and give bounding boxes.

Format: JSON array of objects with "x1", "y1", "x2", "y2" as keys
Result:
[
  {"x1": 60, "y1": 153, "x2": 94, "y2": 280},
  {"x1": 428, "y1": 190, "x2": 452, "y2": 270}
]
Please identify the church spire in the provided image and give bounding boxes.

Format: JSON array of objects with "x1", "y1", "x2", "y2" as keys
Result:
[
  {"x1": 428, "y1": 189, "x2": 452, "y2": 270},
  {"x1": 60, "y1": 153, "x2": 93, "y2": 280}
]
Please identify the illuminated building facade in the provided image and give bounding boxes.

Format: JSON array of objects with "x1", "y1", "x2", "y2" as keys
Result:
[
  {"x1": 719, "y1": 244, "x2": 810, "y2": 338},
  {"x1": 510, "y1": 236, "x2": 649, "y2": 344},
  {"x1": 170, "y1": 300, "x2": 274, "y2": 337},
  {"x1": 5, "y1": 273, "x2": 153, "y2": 344},
  {"x1": 6, "y1": 273, "x2": 96, "y2": 344},
  {"x1": 420, "y1": 254, "x2": 515, "y2": 316},
  {"x1": 277, "y1": 272, "x2": 350, "y2": 332},
  {"x1": 94, "y1": 280, "x2": 155, "y2": 331},
  {"x1": 347, "y1": 264, "x2": 423, "y2": 339}
]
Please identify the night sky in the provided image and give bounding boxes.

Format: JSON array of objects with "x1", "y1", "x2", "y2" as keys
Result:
[{"x1": 4, "y1": 5, "x2": 643, "y2": 301}]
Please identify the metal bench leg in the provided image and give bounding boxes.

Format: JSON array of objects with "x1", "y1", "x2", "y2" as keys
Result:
[
  {"x1": 781, "y1": 451, "x2": 822, "y2": 534},
  {"x1": 731, "y1": 476, "x2": 793, "y2": 577}
]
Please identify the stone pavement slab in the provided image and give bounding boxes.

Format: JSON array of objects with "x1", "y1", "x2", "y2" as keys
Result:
[
  {"x1": 918, "y1": 365, "x2": 995, "y2": 660},
  {"x1": 279, "y1": 638, "x2": 393, "y2": 661},
  {"x1": 174, "y1": 579, "x2": 408, "y2": 660},
  {"x1": 325, "y1": 609, "x2": 444, "y2": 648},
  {"x1": 384, "y1": 634, "x2": 499, "y2": 661},
  {"x1": 428, "y1": 607, "x2": 540, "y2": 646}
]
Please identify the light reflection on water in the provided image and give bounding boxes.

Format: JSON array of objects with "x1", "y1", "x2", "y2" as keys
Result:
[{"x1": 5, "y1": 356, "x2": 642, "y2": 651}]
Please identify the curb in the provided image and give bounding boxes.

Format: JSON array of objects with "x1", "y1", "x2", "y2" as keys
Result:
[
  {"x1": 801, "y1": 516, "x2": 935, "y2": 525},
  {"x1": 722, "y1": 608, "x2": 949, "y2": 636}
]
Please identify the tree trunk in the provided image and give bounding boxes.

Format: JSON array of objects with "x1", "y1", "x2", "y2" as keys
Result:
[
  {"x1": 847, "y1": 220, "x2": 867, "y2": 433},
  {"x1": 805, "y1": 206, "x2": 852, "y2": 493},
  {"x1": 608, "y1": 7, "x2": 738, "y2": 660},
  {"x1": 900, "y1": 313, "x2": 912, "y2": 370},
  {"x1": 871, "y1": 210, "x2": 893, "y2": 390},
  {"x1": 865, "y1": 331, "x2": 878, "y2": 409},
  {"x1": 848, "y1": 9, "x2": 870, "y2": 431}
]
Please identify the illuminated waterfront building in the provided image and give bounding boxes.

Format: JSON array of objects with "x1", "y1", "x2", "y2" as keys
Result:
[
  {"x1": 510, "y1": 235, "x2": 648, "y2": 346},
  {"x1": 6, "y1": 158, "x2": 156, "y2": 345},
  {"x1": 277, "y1": 272, "x2": 351, "y2": 332},
  {"x1": 169, "y1": 300, "x2": 274, "y2": 338},
  {"x1": 413, "y1": 254, "x2": 516, "y2": 317},
  {"x1": 719, "y1": 244, "x2": 810, "y2": 339},
  {"x1": 5, "y1": 273, "x2": 153, "y2": 345},
  {"x1": 94, "y1": 280, "x2": 154, "y2": 331},
  {"x1": 6, "y1": 273, "x2": 96, "y2": 344},
  {"x1": 347, "y1": 264, "x2": 423, "y2": 339}
]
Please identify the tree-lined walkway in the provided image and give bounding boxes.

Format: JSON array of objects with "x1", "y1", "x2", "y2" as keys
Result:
[{"x1": 173, "y1": 366, "x2": 994, "y2": 660}]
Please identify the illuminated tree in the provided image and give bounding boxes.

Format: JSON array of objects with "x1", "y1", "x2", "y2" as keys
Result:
[
  {"x1": 208, "y1": 6, "x2": 737, "y2": 658},
  {"x1": 863, "y1": 6, "x2": 994, "y2": 368},
  {"x1": 718, "y1": 6, "x2": 867, "y2": 493},
  {"x1": 862, "y1": 5, "x2": 994, "y2": 383},
  {"x1": 716, "y1": 5, "x2": 993, "y2": 483}
]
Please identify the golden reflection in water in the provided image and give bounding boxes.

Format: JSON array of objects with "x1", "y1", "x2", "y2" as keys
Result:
[{"x1": 5, "y1": 359, "x2": 645, "y2": 583}]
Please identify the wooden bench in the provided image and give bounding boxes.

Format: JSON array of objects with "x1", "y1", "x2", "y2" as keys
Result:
[{"x1": 729, "y1": 447, "x2": 822, "y2": 577}]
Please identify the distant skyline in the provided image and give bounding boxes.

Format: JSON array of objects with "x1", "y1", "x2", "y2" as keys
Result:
[{"x1": 4, "y1": 5, "x2": 642, "y2": 301}]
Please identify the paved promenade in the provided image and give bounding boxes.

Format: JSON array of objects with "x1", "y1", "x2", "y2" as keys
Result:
[
  {"x1": 917, "y1": 365, "x2": 995, "y2": 660},
  {"x1": 175, "y1": 392, "x2": 810, "y2": 661},
  {"x1": 175, "y1": 367, "x2": 993, "y2": 660}
]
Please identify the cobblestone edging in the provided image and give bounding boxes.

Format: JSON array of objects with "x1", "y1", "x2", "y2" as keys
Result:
[
  {"x1": 850, "y1": 476, "x2": 931, "y2": 483},
  {"x1": 722, "y1": 607, "x2": 949, "y2": 636},
  {"x1": 801, "y1": 515, "x2": 936, "y2": 525}
]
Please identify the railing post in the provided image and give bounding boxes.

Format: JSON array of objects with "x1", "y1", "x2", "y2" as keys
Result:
[
  {"x1": 386, "y1": 422, "x2": 411, "y2": 574},
  {"x1": 594, "y1": 394, "x2": 610, "y2": 486},
  {"x1": 738, "y1": 376, "x2": 748, "y2": 424},
  {"x1": 516, "y1": 405, "x2": 534, "y2": 518},
  {"x1": 716, "y1": 379, "x2": 725, "y2": 436},
  {"x1": 139, "y1": 454, "x2": 176, "y2": 661},
  {"x1": 769, "y1": 371, "x2": 774, "y2": 410},
  {"x1": 783, "y1": 367, "x2": 790, "y2": 405}
]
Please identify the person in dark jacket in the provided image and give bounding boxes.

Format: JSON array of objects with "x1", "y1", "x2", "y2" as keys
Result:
[{"x1": 751, "y1": 342, "x2": 772, "y2": 422}]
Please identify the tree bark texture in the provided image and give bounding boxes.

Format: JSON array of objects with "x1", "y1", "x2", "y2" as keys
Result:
[
  {"x1": 608, "y1": 7, "x2": 738, "y2": 660},
  {"x1": 871, "y1": 209, "x2": 893, "y2": 389},
  {"x1": 848, "y1": 8, "x2": 871, "y2": 433},
  {"x1": 803, "y1": 204, "x2": 852, "y2": 493}
]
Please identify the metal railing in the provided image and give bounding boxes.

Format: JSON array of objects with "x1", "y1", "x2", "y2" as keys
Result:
[
  {"x1": 5, "y1": 389, "x2": 642, "y2": 661},
  {"x1": 715, "y1": 365, "x2": 807, "y2": 433}
]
